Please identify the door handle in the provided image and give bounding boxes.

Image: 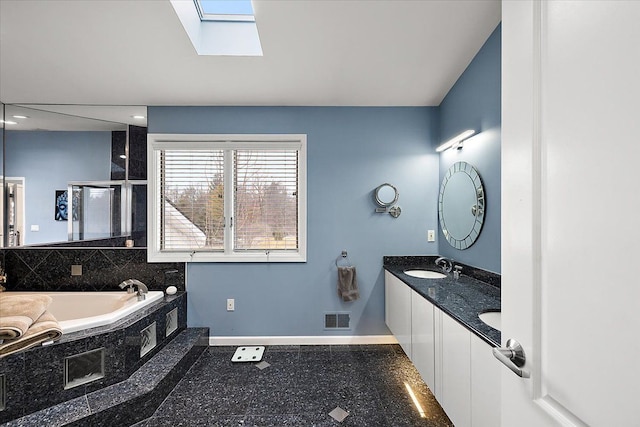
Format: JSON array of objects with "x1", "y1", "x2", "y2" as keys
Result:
[{"x1": 493, "y1": 338, "x2": 530, "y2": 378}]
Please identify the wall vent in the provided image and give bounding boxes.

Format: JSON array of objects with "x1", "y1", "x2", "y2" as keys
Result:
[{"x1": 324, "y1": 312, "x2": 351, "y2": 329}]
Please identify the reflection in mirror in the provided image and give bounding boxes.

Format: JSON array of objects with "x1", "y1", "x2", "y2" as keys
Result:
[
  {"x1": 439, "y1": 161, "x2": 485, "y2": 250},
  {"x1": 2, "y1": 104, "x2": 147, "y2": 248},
  {"x1": 0, "y1": 102, "x2": 4, "y2": 247}
]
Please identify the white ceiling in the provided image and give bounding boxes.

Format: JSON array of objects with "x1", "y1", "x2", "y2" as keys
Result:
[{"x1": 0, "y1": 0, "x2": 501, "y2": 108}]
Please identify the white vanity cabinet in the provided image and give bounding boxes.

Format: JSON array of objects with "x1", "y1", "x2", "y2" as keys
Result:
[
  {"x1": 436, "y1": 314, "x2": 501, "y2": 427},
  {"x1": 384, "y1": 271, "x2": 412, "y2": 357},
  {"x1": 411, "y1": 290, "x2": 436, "y2": 391},
  {"x1": 438, "y1": 311, "x2": 472, "y2": 427},
  {"x1": 384, "y1": 271, "x2": 501, "y2": 427},
  {"x1": 470, "y1": 333, "x2": 501, "y2": 427}
]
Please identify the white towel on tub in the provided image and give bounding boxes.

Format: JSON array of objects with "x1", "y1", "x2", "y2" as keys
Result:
[
  {"x1": 0, "y1": 294, "x2": 53, "y2": 339},
  {"x1": 0, "y1": 310, "x2": 63, "y2": 358}
]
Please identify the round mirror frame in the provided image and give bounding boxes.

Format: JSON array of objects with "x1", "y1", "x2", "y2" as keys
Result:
[
  {"x1": 373, "y1": 183, "x2": 399, "y2": 208},
  {"x1": 438, "y1": 161, "x2": 485, "y2": 250}
]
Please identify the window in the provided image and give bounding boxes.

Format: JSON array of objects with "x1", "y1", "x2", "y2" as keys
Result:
[
  {"x1": 148, "y1": 134, "x2": 306, "y2": 262},
  {"x1": 170, "y1": 0, "x2": 262, "y2": 56}
]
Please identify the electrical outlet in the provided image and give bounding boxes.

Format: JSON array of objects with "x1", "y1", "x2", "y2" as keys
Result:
[
  {"x1": 427, "y1": 230, "x2": 436, "y2": 242},
  {"x1": 227, "y1": 298, "x2": 235, "y2": 311}
]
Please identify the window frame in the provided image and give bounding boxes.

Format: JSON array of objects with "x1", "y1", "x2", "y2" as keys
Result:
[
  {"x1": 193, "y1": 0, "x2": 255, "y2": 22},
  {"x1": 147, "y1": 134, "x2": 307, "y2": 263}
]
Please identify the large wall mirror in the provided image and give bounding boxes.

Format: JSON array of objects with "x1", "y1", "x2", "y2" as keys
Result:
[
  {"x1": 0, "y1": 104, "x2": 148, "y2": 248},
  {"x1": 438, "y1": 161, "x2": 485, "y2": 250}
]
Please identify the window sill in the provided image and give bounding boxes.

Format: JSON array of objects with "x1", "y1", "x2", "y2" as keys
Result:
[{"x1": 147, "y1": 250, "x2": 306, "y2": 263}]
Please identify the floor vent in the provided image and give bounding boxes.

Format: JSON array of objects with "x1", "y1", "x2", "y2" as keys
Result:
[{"x1": 324, "y1": 312, "x2": 351, "y2": 329}]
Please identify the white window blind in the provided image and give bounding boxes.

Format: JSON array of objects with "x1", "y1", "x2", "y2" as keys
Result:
[
  {"x1": 148, "y1": 134, "x2": 306, "y2": 263},
  {"x1": 160, "y1": 149, "x2": 225, "y2": 251},
  {"x1": 234, "y1": 150, "x2": 299, "y2": 252}
]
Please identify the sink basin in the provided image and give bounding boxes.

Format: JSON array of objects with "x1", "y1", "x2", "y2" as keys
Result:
[
  {"x1": 403, "y1": 269, "x2": 447, "y2": 279},
  {"x1": 478, "y1": 311, "x2": 501, "y2": 331}
]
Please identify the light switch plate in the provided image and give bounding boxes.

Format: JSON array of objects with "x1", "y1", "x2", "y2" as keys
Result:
[{"x1": 427, "y1": 230, "x2": 436, "y2": 242}]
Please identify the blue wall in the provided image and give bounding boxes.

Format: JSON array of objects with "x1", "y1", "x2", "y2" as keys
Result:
[
  {"x1": 438, "y1": 24, "x2": 501, "y2": 273},
  {"x1": 148, "y1": 106, "x2": 440, "y2": 336},
  {"x1": 4, "y1": 131, "x2": 112, "y2": 245}
]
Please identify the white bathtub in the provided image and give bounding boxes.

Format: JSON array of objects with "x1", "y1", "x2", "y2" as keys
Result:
[{"x1": 6, "y1": 291, "x2": 165, "y2": 334}]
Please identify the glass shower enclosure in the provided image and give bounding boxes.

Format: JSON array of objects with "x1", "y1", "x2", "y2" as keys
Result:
[{"x1": 67, "y1": 180, "x2": 146, "y2": 243}]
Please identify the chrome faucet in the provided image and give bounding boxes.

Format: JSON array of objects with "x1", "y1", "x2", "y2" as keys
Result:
[
  {"x1": 453, "y1": 265, "x2": 463, "y2": 280},
  {"x1": 119, "y1": 279, "x2": 148, "y2": 300},
  {"x1": 435, "y1": 257, "x2": 453, "y2": 273}
]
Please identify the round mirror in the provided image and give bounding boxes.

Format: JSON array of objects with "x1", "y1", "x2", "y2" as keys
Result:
[
  {"x1": 438, "y1": 161, "x2": 485, "y2": 250},
  {"x1": 374, "y1": 183, "x2": 399, "y2": 207}
]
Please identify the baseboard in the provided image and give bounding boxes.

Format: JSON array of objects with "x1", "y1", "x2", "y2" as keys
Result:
[{"x1": 208, "y1": 335, "x2": 398, "y2": 346}]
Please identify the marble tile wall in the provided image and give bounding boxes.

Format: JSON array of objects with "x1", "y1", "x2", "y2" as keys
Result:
[
  {"x1": 0, "y1": 293, "x2": 187, "y2": 423},
  {"x1": 2, "y1": 248, "x2": 184, "y2": 292},
  {"x1": 3, "y1": 328, "x2": 209, "y2": 427}
]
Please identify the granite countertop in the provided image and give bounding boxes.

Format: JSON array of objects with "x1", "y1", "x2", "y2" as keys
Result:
[{"x1": 384, "y1": 256, "x2": 501, "y2": 347}]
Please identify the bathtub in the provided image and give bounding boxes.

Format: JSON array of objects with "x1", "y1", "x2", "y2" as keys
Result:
[{"x1": 6, "y1": 291, "x2": 165, "y2": 334}]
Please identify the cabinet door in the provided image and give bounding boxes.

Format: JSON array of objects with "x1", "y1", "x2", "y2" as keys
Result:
[
  {"x1": 440, "y1": 312, "x2": 471, "y2": 427},
  {"x1": 470, "y1": 334, "x2": 501, "y2": 427},
  {"x1": 411, "y1": 291, "x2": 435, "y2": 392},
  {"x1": 384, "y1": 271, "x2": 412, "y2": 357}
]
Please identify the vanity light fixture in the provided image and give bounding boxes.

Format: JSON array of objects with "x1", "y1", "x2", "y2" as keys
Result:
[{"x1": 436, "y1": 129, "x2": 476, "y2": 152}]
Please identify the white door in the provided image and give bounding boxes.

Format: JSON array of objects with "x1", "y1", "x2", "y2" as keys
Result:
[{"x1": 502, "y1": 1, "x2": 640, "y2": 426}]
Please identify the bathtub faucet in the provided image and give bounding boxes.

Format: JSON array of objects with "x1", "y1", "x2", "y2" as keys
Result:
[{"x1": 119, "y1": 279, "x2": 148, "y2": 301}]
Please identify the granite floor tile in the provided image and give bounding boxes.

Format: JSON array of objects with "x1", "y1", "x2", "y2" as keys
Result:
[
  {"x1": 2, "y1": 396, "x2": 91, "y2": 427},
  {"x1": 132, "y1": 415, "x2": 245, "y2": 426},
  {"x1": 155, "y1": 383, "x2": 254, "y2": 418},
  {"x1": 242, "y1": 414, "x2": 311, "y2": 426},
  {"x1": 245, "y1": 384, "x2": 299, "y2": 415},
  {"x1": 140, "y1": 344, "x2": 452, "y2": 426}
]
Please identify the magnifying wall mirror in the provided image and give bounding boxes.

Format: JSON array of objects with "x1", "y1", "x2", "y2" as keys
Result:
[
  {"x1": 438, "y1": 161, "x2": 485, "y2": 249},
  {"x1": 374, "y1": 183, "x2": 399, "y2": 207},
  {"x1": 373, "y1": 183, "x2": 401, "y2": 218}
]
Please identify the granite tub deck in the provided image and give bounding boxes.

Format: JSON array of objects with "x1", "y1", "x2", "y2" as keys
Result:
[
  {"x1": 0, "y1": 292, "x2": 188, "y2": 424},
  {"x1": 384, "y1": 256, "x2": 501, "y2": 347},
  {"x1": 2, "y1": 328, "x2": 209, "y2": 427}
]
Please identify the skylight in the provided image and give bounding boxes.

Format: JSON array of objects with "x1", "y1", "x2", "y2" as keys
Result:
[
  {"x1": 171, "y1": 0, "x2": 262, "y2": 56},
  {"x1": 195, "y1": 0, "x2": 254, "y2": 22}
]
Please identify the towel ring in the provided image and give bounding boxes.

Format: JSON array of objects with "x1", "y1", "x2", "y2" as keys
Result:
[{"x1": 336, "y1": 250, "x2": 352, "y2": 267}]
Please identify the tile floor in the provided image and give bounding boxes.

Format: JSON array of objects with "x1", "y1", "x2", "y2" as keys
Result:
[{"x1": 133, "y1": 344, "x2": 453, "y2": 427}]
